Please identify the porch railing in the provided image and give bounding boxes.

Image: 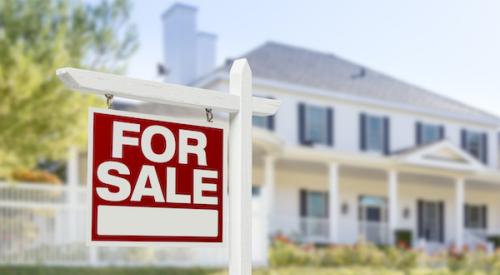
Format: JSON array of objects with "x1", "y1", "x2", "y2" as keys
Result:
[
  {"x1": 359, "y1": 221, "x2": 389, "y2": 245},
  {"x1": 0, "y1": 182, "x2": 241, "y2": 266},
  {"x1": 464, "y1": 228, "x2": 489, "y2": 250},
  {"x1": 270, "y1": 215, "x2": 330, "y2": 244}
]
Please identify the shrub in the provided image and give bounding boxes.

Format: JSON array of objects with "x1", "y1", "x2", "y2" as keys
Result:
[
  {"x1": 395, "y1": 230, "x2": 412, "y2": 249},
  {"x1": 488, "y1": 236, "x2": 500, "y2": 249},
  {"x1": 11, "y1": 169, "x2": 62, "y2": 184},
  {"x1": 271, "y1": 238, "x2": 418, "y2": 270},
  {"x1": 269, "y1": 239, "x2": 317, "y2": 267}
]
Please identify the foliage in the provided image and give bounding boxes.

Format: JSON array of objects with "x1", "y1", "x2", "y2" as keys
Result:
[
  {"x1": 269, "y1": 238, "x2": 500, "y2": 274},
  {"x1": 0, "y1": 267, "x2": 215, "y2": 275},
  {"x1": 269, "y1": 238, "x2": 318, "y2": 266},
  {"x1": 488, "y1": 236, "x2": 500, "y2": 249},
  {"x1": 0, "y1": 0, "x2": 138, "y2": 179},
  {"x1": 270, "y1": 239, "x2": 417, "y2": 270},
  {"x1": 3, "y1": 266, "x2": 500, "y2": 275},
  {"x1": 11, "y1": 169, "x2": 62, "y2": 183},
  {"x1": 395, "y1": 229, "x2": 412, "y2": 249}
]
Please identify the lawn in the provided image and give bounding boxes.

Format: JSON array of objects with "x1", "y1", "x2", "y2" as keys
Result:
[{"x1": 0, "y1": 267, "x2": 496, "y2": 275}]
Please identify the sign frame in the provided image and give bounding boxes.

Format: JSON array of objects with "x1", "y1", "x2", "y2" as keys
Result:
[
  {"x1": 58, "y1": 59, "x2": 281, "y2": 275},
  {"x1": 86, "y1": 107, "x2": 228, "y2": 248}
]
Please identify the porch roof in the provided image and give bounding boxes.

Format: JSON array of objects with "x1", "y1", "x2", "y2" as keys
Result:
[{"x1": 253, "y1": 131, "x2": 500, "y2": 183}]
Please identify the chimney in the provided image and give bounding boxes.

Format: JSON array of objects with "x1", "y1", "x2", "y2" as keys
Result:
[
  {"x1": 196, "y1": 32, "x2": 216, "y2": 79},
  {"x1": 162, "y1": 3, "x2": 217, "y2": 85}
]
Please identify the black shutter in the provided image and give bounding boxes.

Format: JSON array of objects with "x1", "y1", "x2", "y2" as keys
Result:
[
  {"x1": 482, "y1": 205, "x2": 488, "y2": 229},
  {"x1": 298, "y1": 103, "x2": 306, "y2": 145},
  {"x1": 416, "y1": 122, "x2": 422, "y2": 145},
  {"x1": 300, "y1": 190, "x2": 307, "y2": 217},
  {"x1": 438, "y1": 201, "x2": 445, "y2": 243},
  {"x1": 464, "y1": 204, "x2": 469, "y2": 228},
  {"x1": 360, "y1": 113, "x2": 367, "y2": 151},
  {"x1": 417, "y1": 200, "x2": 423, "y2": 239},
  {"x1": 461, "y1": 129, "x2": 467, "y2": 149},
  {"x1": 327, "y1": 108, "x2": 334, "y2": 146},
  {"x1": 324, "y1": 192, "x2": 329, "y2": 218},
  {"x1": 268, "y1": 115, "x2": 275, "y2": 131},
  {"x1": 439, "y1": 126, "x2": 445, "y2": 140},
  {"x1": 383, "y1": 117, "x2": 390, "y2": 155},
  {"x1": 482, "y1": 133, "x2": 488, "y2": 164}
]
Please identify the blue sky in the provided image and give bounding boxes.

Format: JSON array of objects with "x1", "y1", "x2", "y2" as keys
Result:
[{"x1": 125, "y1": 0, "x2": 500, "y2": 117}]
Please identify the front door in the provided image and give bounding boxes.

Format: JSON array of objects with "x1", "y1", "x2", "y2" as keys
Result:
[
  {"x1": 300, "y1": 190, "x2": 329, "y2": 242},
  {"x1": 418, "y1": 200, "x2": 445, "y2": 243},
  {"x1": 359, "y1": 196, "x2": 388, "y2": 244}
]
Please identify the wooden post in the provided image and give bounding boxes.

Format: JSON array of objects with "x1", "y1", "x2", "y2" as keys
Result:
[{"x1": 229, "y1": 59, "x2": 253, "y2": 275}]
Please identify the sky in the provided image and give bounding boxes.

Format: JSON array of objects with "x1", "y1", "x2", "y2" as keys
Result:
[{"x1": 124, "y1": 0, "x2": 500, "y2": 116}]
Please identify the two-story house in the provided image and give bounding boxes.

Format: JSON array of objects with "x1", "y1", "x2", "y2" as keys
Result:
[{"x1": 131, "y1": 3, "x2": 500, "y2": 263}]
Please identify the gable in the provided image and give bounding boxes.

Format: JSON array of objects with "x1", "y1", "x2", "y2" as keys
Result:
[{"x1": 396, "y1": 140, "x2": 485, "y2": 172}]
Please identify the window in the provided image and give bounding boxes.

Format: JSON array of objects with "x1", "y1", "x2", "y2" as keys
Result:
[
  {"x1": 253, "y1": 95, "x2": 275, "y2": 130},
  {"x1": 416, "y1": 122, "x2": 444, "y2": 145},
  {"x1": 461, "y1": 130, "x2": 487, "y2": 163},
  {"x1": 300, "y1": 190, "x2": 328, "y2": 218},
  {"x1": 252, "y1": 186, "x2": 261, "y2": 197},
  {"x1": 252, "y1": 116, "x2": 274, "y2": 130},
  {"x1": 360, "y1": 114, "x2": 389, "y2": 154},
  {"x1": 298, "y1": 103, "x2": 333, "y2": 146},
  {"x1": 359, "y1": 196, "x2": 387, "y2": 222},
  {"x1": 465, "y1": 204, "x2": 487, "y2": 229}
]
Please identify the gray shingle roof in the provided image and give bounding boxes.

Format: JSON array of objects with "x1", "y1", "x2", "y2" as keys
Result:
[{"x1": 218, "y1": 42, "x2": 500, "y2": 125}]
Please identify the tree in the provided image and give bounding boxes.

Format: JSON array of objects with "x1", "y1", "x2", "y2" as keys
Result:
[{"x1": 0, "y1": 0, "x2": 138, "y2": 179}]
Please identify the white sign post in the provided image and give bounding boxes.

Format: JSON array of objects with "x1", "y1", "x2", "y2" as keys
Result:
[{"x1": 57, "y1": 59, "x2": 280, "y2": 275}]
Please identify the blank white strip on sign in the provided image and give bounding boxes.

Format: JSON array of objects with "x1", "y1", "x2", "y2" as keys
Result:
[{"x1": 97, "y1": 205, "x2": 218, "y2": 237}]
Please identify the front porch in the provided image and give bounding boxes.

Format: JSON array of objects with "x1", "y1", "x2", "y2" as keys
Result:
[{"x1": 253, "y1": 130, "x2": 500, "y2": 251}]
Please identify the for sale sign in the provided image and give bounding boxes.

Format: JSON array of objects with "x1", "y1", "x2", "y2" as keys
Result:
[{"x1": 87, "y1": 108, "x2": 227, "y2": 246}]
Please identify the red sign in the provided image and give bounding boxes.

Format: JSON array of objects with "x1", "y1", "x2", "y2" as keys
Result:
[{"x1": 87, "y1": 108, "x2": 227, "y2": 246}]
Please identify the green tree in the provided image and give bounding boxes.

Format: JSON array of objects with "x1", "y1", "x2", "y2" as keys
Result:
[{"x1": 0, "y1": 0, "x2": 138, "y2": 179}]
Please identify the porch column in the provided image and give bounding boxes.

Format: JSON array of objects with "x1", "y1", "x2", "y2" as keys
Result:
[
  {"x1": 262, "y1": 155, "x2": 276, "y2": 265},
  {"x1": 328, "y1": 163, "x2": 339, "y2": 243},
  {"x1": 388, "y1": 170, "x2": 398, "y2": 245},
  {"x1": 455, "y1": 177, "x2": 465, "y2": 250},
  {"x1": 67, "y1": 146, "x2": 79, "y2": 244}
]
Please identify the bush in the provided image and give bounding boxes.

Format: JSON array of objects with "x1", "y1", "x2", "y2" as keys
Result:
[
  {"x1": 270, "y1": 239, "x2": 417, "y2": 270},
  {"x1": 11, "y1": 169, "x2": 62, "y2": 184},
  {"x1": 269, "y1": 239, "x2": 317, "y2": 267},
  {"x1": 488, "y1": 236, "x2": 500, "y2": 249},
  {"x1": 395, "y1": 230, "x2": 412, "y2": 249}
]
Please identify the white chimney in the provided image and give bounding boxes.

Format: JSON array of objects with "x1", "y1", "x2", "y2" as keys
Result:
[
  {"x1": 162, "y1": 3, "x2": 217, "y2": 85},
  {"x1": 196, "y1": 32, "x2": 216, "y2": 79}
]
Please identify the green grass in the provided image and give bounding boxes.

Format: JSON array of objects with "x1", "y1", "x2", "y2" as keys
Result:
[
  {"x1": 0, "y1": 267, "x2": 497, "y2": 275},
  {"x1": 0, "y1": 266, "x2": 217, "y2": 275}
]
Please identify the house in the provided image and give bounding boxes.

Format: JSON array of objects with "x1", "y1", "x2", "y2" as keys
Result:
[
  {"x1": 1, "y1": 2, "x2": 499, "y2": 268},
  {"x1": 153, "y1": 4, "x2": 500, "y2": 254}
]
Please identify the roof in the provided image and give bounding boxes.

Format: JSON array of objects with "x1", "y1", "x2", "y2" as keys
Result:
[{"x1": 216, "y1": 42, "x2": 500, "y2": 125}]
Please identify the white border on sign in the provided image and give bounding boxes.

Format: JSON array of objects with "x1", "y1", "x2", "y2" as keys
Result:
[{"x1": 86, "y1": 107, "x2": 228, "y2": 248}]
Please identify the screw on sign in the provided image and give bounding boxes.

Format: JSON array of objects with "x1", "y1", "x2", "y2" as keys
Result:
[{"x1": 88, "y1": 108, "x2": 227, "y2": 245}]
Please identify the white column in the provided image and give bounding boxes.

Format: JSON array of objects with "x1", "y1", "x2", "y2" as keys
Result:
[
  {"x1": 388, "y1": 170, "x2": 398, "y2": 245},
  {"x1": 67, "y1": 146, "x2": 79, "y2": 243},
  {"x1": 328, "y1": 163, "x2": 339, "y2": 244},
  {"x1": 262, "y1": 155, "x2": 275, "y2": 266},
  {"x1": 455, "y1": 178, "x2": 465, "y2": 250}
]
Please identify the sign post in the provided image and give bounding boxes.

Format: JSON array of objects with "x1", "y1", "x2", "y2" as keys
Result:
[
  {"x1": 228, "y1": 60, "x2": 253, "y2": 274},
  {"x1": 57, "y1": 59, "x2": 280, "y2": 274}
]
